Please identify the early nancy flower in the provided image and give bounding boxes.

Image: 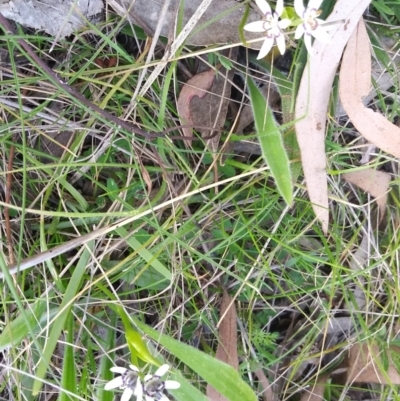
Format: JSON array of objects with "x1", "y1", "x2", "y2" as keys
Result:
[
  {"x1": 294, "y1": 0, "x2": 331, "y2": 55},
  {"x1": 105, "y1": 364, "x2": 143, "y2": 401},
  {"x1": 244, "y1": 0, "x2": 291, "y2": 58},
  {"x1": 143, "y1": 364, "x2": 180, "y2": 401}
]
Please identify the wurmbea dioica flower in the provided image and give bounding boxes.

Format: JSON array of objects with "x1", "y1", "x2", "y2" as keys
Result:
[
  {"x1": 105, "y1": 364, "x2": 180, "y2": 401},
  {"x1": 294, "y1": 0, "x2": 331, "y2": 55},
  {"x1": 244, "y1": 0, "x2": 290, "y2": 59},
  {"x1": 105, "y1": 364, "x2": 143, "y2": 401},
  {"x1": 143, "y1": 364, "x2": 180, "y2": 401}
]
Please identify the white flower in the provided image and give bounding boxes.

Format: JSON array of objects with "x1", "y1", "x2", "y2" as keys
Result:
[
  {"x1": 294, "y1": 0, "x2": 331, "y2": 55},
  {"x1": 105, "y1": 364, "x2": 143, "y2": 401},
  {"x1": 244, "y1": 0, "x2": 291, "y2": 58},
  {"x1": 143, "y1": 364, "x2": 180, "y2": 401}
]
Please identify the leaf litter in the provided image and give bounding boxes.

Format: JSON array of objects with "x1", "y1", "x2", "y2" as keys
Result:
[
  {"x1": 339, "y1": 18, "x2": 400, "y2": 158},
  {"x1": 206, "y1": 290, "x2": 239, "y2": 401},
  {"x1": 295, "y1": 0, "x2": 372, "y2": 233}
]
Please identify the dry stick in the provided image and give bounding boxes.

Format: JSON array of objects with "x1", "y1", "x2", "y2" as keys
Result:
[{"x1": 0, "y1": 13, "x2": 217, "y2": 142}]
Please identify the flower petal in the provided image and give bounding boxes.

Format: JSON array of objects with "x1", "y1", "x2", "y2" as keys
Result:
[
  {"x1": 244, "y1": 20, "x2": 270, "y2": 32},
  {"x1": 154, "y1": 364, "x2": 170, "y2": 378},
  {"x1": 135, "y1": 380, "x2": 143, "y2": 401},
  {"x1": 275, "y1": 0, "x2": 284, "y2": 16},
  {"x1": 278, "y1": 18, "x2": 291, "y2": 30},
  {"x1": 304, "y1": 33, "x2": 313, "y2": 55},
  {"x1": 129, "y1": 365, "x2": 140, "y2": 372},
  {"x1": 145, "y1": 396, "x2": 155, "y2": 401},
  {"x1": 255, "y1": 0, "x2": 272, "y2": 15},
  {"x1": 294, "y1": 0, "x2": 305, "y2": 17},
  {"x1": 164, "y1": 380, "x2": 181, "y2": 390},
  {"x1": 104, "y1": 377, "x2": 124, "y2": 390},
  {"x1": 311, "y1": 26, "x2": 331, "y2": 42},
  {"x1": 257, "y1": 37, "x2": 274, "y2": 59},
  {"x1": 121, "y1": 388, "x2": 134, "y2": 401},
  {"x1": 158, "y1": 395, "x2": 170, "y2": 401},
  {"x1": 110, "y1": 367, "x2": 128, "y2": 374},
  {"x1": 295, "y1": 24, "x2": 305, "y2": 39},
  {"x1": 144, "y1": 374, "x2": 153, "y2": 382},
  {"x1": 276, "y1": 33, "x2": 286, "y2": 55},
  {"x1": 309, "y1": 0, "x2": 324, "y2": 10}
]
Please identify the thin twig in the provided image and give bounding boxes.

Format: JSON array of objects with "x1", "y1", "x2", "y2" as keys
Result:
[{"x1": 0, "y1": 13, "x2": 217, "y2": 142}]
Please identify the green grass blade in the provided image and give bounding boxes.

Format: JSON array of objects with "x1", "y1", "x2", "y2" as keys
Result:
[
  {"x1": 59, "y1": 313, "x2": 77, "y2": 401},
  {"x1": 32, "y1": 241, "x2": 94, "y2": 395},
  {"x1": 115, "y1": 226, "x2": 172, "y2": 281},
  {"x1": 135, "y1": 319, "x2": 257, "y2": 401},
  {"x1": 0, "y1": 298, "x2": 47, "y2": 351},
  {"x1": 96, "y1": 314, "x2": 117, "y2": 401},
  {"x1": 247, "y1": 77, "x2": 293, "y2": 205}
]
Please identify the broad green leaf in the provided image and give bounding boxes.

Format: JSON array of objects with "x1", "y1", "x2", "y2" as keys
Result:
[
  {"x1": 135, "y1": 319, "x2": 257, "y2": 401},
  {"x1": 168, "y1": 370, "x2": 209, "y2": 401},
  {"x1": 113, "y1": 305, "x2": 160, "y2": 367},
  {"x1": 0, "y1": 299, "x2": 47, "y2": 351},
  {"x1": 33, "y1": 242, "x2": 94, "y2": 395},
  {"x1": 59, "y1": 314, "x2": 77, "y2": 401},
  {"x1": 126, "y1": 329, "x2": 161, "y2": 366},
  {"x1": 255, "y1": 58, "x2": 301, "y2": 183},
  {"x1": 247, "y1": 77, "x2": 293, "y2": 205}
]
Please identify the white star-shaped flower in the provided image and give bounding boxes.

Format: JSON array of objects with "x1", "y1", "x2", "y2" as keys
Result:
[
  {"x1": 294, "y1": 0, "x2": 331, "y2": 55},
  {"x1": 105, "y1": 364, "x2": 143, "y2": 401},
  {"x1": 143, "y1": 364, "x2": 180, "y2": 401},
  {"x1": 244, "y1": 0, "x2": 291, "y2": 59}
]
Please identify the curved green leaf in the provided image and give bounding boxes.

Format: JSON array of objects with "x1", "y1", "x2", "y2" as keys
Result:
[
  {"x1": 135, "y1": 319, "x2": 257, "y2": 401},
  {"x1": 247, "y1": 77, "x2": 293, "y2": 205}
]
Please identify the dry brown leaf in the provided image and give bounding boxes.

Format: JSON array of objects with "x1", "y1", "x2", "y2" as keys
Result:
[
  {"x1": 177, "y1": 68, "x2": 216, "y2": 143},
  {"x1": 299, "y1": 374, "x2": 329, "y2": 401},
  {"x1": 191, "y1": 50, "x2": 237, "y2": 152},
  {"x1": 295, "y1": 0, "x2": 372, "y2": 233},
  {"x1": 206, "y1": 290, "x2": 238, "y2": 401},
  {"x1": 347, "y1": 342, "x2": 400, "y2": 384},
  {"x1": 339, "y1": 19, "x2": 400, "y2": 158},
  {"x1": 342, "y1": 168, "x2": 391, "y2": 217}
]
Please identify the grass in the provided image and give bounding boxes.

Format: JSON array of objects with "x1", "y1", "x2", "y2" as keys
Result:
[{"x1": 0, "y1": 1, "x2": 400, "y2": 400}]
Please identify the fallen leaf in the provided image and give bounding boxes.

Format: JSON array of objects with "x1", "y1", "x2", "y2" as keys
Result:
[
  {"x1": 191, "y1": 49, "x2": 237, "y2": 152},
  {"x1": 295, "y1": 0, "x2": 372, "y2": 233},
  {"x1": 177, "y1": 68, "x2": 216, "y2": 143},
  {"x1": 206, "y1": 290, "x2": 238, "y2": 401},
  {"x1": 339, "y1": 18, "x2": 400, "y2": 158},
  {"x1": 342, "y1": 168, "x2": 391, "y2": 217},
  {"x1": 299, "y1": 374, "x2": 329, "y2": 401},
  {"x1": 347, "y1": 342, "x2": 400, "y2": 384}
]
